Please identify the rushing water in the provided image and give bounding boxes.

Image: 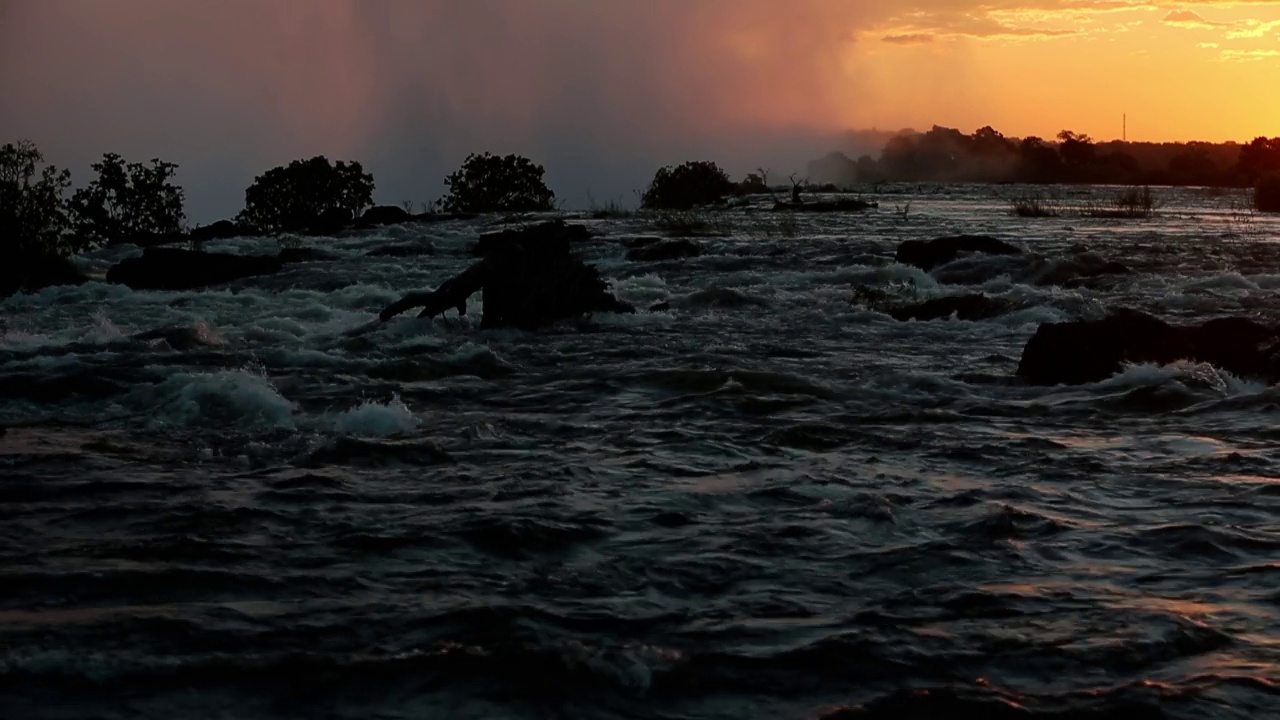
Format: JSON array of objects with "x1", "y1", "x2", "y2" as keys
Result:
[{"x1": 2, "y1": 185, "x2": 1279, "y2": 719}]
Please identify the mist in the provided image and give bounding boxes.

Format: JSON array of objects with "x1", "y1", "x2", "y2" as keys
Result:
[{"x1": 0, "y1": 0, "x2": 894, "y2": 223}]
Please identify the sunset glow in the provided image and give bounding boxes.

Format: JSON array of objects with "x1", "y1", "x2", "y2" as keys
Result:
[{"x1": 2, "y1": 0, "x2": 1278, "y2": 217}]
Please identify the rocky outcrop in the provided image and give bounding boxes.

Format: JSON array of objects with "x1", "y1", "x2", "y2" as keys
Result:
[
  {"x1": 896, "y1": 235, "x2": 1022, "y2": 271},
  {"x1": 305, "y1": 207, "x2": 354, "y2": 236},
  {"x1": 190, "y1": 220, "x2": 250, "y2": 242},
  {"x1": 889, "y1": 294, "x2": 1015, "y2": 322},
  {"x1": 626, "y1": 239, "x2": 702, "y2": 262},
  {"x1": 106, "y1": 247, "x2": 284, "y2": 290},
  {"x1": 381, "y1": 222, "x2": 632, "y2": 329},
  {"x1": 1, "y1": 252, "x2": 88, "y2": 298},
  {"x1": 472, "y1": 220, "x2": 589, "y2": 258},
  {"x1": 1017, "y1": 309, "x2": 1280, "y2": 385},
  {"x1": 360, "y1": 206, "x2": 412, "y2": 226}
]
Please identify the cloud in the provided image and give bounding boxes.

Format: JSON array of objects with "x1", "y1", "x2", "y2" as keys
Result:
[
  {"x1": 883, "y1": 33, "x2": 936, "y2": 44},
  {"x1": 1217, "y1": 48, "x2": 1280, "y2": 61},
  {"x1": 1162, "y1": 10, "x2": 1231, "y2": 28}
]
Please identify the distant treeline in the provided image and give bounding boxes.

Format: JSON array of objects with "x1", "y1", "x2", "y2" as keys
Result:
[{"x1": 809, "y1": 126, "x2": 1280, "y2": 188}]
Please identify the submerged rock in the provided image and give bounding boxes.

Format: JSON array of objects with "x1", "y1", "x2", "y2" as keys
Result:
[
  {"x1": 772, "y1": 198, "x2": 878, "y2": 213},
  {"x1": 896, "y1": 235, "x2": 1022, "y2": 271},
  {"x1": 106, "y1": 247, "x2": 283, "y2": 290},
  {"x1": 889, "y1": 294, "x2": 1015, "y2": 322},
  {"x1": 1039, "y1": 254, "x2": 1133, "y2": 288},
  {"x1": 626, "y1": 239, "x2": 702, "y2": 262},
  {"x1": 381, "y1": 221, "x2": 632, "y2": 329},
  {"x1": 1017, "y1": 309, "x2": 1280, "y2": 385},
  {"x1": 366, "y1": 241, "x2": 436, "y2": 258}
]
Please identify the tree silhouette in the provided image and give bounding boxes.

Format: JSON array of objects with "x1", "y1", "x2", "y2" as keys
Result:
[
  {"x1": 1238, "y1": 137, "x2": 1280, "y2": 185},
  {"x1": 238, "y1": 156, "x2": 374, "y2": 233},
  {"x1": 1, "y1": 140, "x2": 75, "y2": 258},
  {"x1": 69, "y1": 153, "x2": 185, "y2": 246},
  {"x1": 436, "y1": 153, "x2": 556, "y2": 214},
  {"x1": 640, "y1": 161, "x2": 736, "y2": 210}
]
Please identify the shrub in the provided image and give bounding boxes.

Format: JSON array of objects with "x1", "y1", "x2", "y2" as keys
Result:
[
  {"x1": 641, "y1": 161, "x2": 736, "y2": 210},
  {"x1": 68, "y1": 153, "x2": 185, "y2": 246},
  {"x1": 1078, "y1": 185, "x2": 1159, "y2": 219},
  {"x1": 651, "y1": 210, "x2": 733, "y2": 238},
  {"x1": 1, "y1": 140, "x2": 76, "y2": 258},
  {"x1": 436, "y1": 152, "x2": 555, "y2": 214},
  {"x1": 237, "y1": 156, "x2": 374, "y2": 233},
  {"x1": 586, "y1": 192, "x2": 633, "y2": 219},
  {"x1": 1255, "y1": 175, "x2": 1280, "y2": 213},
  {"x1": 1010, "y1": 192, "x2": 1061, "y2": 218}
]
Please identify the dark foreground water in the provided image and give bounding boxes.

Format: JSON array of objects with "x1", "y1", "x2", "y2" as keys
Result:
[{"x1": 2, "y1": 185, "x2": 1279, "y2": 719}]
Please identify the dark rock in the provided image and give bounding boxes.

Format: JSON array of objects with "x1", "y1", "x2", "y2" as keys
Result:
[
  {"x1": 412, "y1": 212, "x2": 477, "y2": 223},
  {"x1": 381, "y1": 222, "x2": 632, "y2": 329},
  {"x1": 472, "y1": 220, "x2": 589, "y2": 258},
  {"x1": 1, "y1": 252, "x2": 88, "y2": 298},
  {"x1": 1031, "y1": 252, "x2": 1132, "y2": 288},
  {"x1": 131, "y1": 325, "x2": 223, "y2": 351},
  {"x1": 111, "y1": 231, "x2": 190, "y2": 248},
  {"x1": 772, "y1": 198, "x2": 878, "y2": 213},
  {"x1": 306, "y1": 207, "x2": 354, "y2": 236},
  {"x1": 106, "y1": 247, "x2": 283, "y2": 291},
  {"x1": 360, "y1": 205, "x2": 412, "y2": 225},
  {"x1": 190, "y1": 220, "x2": 245, "y2": 242},
  {"x1": 366, "y1": 242, "x2": 435, "y2": 258},
  {"x1": 619, "y1": 236, "x2": 663, "y2": 249},
  {"x1": 649, "y1": 301, "x2": 671, "y2": 312},
  {"x1": 1017, "y1": 309, "x2": 1280, "y2": 385},
  {"x1": 896, "y1": 235, "x2": 1022, "y2": 271},
  {"x1": 889, "y1": 294, "x2": 1014, "y2": 322},
  {"x1": 277, "y1": 247, "x2": 339, "y2": 264},
  {"x1": 626, "y1": 239, "x2": 703, "y2": 262}
]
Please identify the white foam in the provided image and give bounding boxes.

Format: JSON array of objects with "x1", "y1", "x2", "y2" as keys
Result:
[
  {"x1": 141, "y1": 369, "x2": 296, "y2": 429},
  {"x1": 332, "y1": 394, "x2": 420, "y2": 437}
]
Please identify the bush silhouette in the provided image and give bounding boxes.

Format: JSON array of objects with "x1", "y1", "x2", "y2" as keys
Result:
[
  {"x1": 237, "y1": 156, "x2": 374, "y2": 233},
  {"x1": 69, "y1": 153, "x2": 185, "y2": 246},
  {"x1": 436, "y1": 153, "x2": 556, "y2": 213},
  {"x1": 1, "y1": 140, "x2": 74, "y2": 257},
  {"x1": 641, "y1": 161, "x2": 735, "y2": 210},
  {"x1": 1256, "y1": 175, "x2": 1280, "y2": 213}
]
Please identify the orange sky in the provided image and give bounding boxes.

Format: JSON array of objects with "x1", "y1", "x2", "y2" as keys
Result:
[{"x1": 1, "y1": 0, "x2": 1278, "y2": 218}]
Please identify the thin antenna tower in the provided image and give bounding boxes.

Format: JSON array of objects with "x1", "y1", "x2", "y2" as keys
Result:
[{"x1": 1123, "y1": 114, "x2": 1127, "y2": 142}]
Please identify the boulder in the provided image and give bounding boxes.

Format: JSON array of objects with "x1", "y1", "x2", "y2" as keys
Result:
[
  {"x1": 106, "y1": 247, "x2": 283, "y2": 290},
  {"x1": 366, "y1": 242, "x2": 436, "y2": 258},
  {"x1": 306, "y1": 207, "x2": 354, "y2": 236},
  {"x1": 896, "y1": 235, "x2": 1022, "y2": 271},
  {"x1": 626, "y1": 239, "x2": 702, "y2": 262},
  {"x1": 381, "y1": 222, "x2": 632, "y2": 329},
  {"x1": 360, "y1": 205, "x2": 413, "y2": 225},
  {"x1": 472, "y1": 220, "x2": 589, "y2": 258},
  {"x1": 889, "y1": 294, "x2": 1014, "y2": 322},
  {"x1": 1, "y1": 252, "x2": 88, "y2": 298},
  {"x1": 1017, "y1": 309, "x2": 1280, "y2": 385},
  {"x1": 190, "y1": 220, "x2": 245, "y2": 242}
]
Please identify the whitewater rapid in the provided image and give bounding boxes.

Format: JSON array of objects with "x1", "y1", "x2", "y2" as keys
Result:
[{"x1": 2, "y1": 184, "x2": 1278, "y2": 719}]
